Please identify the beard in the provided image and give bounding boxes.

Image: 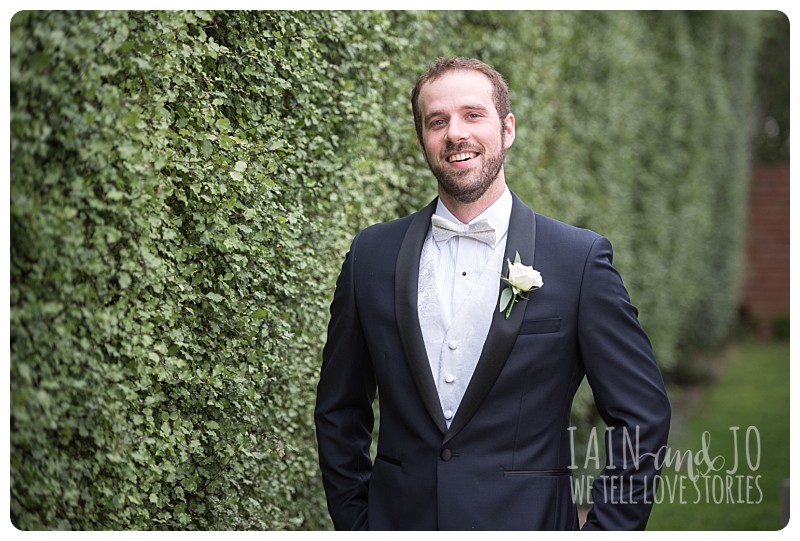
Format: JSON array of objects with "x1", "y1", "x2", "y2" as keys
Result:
[{"x1": 426, "y1": 141, "x2": 506, "y2": 204}]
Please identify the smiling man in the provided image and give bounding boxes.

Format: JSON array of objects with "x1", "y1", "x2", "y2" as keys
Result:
[
  {"x1": 415, "y1": 67, "x2": 513, "y2": 217},
  {"x1": 315, "y1": 57, "x2": 671, "y2": 531}
]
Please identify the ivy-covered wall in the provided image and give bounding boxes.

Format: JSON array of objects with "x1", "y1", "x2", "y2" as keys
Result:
[{"x1": 10, "y1": 10, "x2": 763, "y2": 529}]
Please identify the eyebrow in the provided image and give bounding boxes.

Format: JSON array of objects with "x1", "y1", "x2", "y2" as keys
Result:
[{"x1": 424, "y1": 104, "x2": 492, "y2": 124}]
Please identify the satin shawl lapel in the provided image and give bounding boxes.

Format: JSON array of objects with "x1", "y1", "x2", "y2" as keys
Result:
[
  {"x1": 395, "y1": 198, "x2": 448, "y2": 434},
  {"x1": 444, "y1": 193, "x2": 537, "y2": 444}
]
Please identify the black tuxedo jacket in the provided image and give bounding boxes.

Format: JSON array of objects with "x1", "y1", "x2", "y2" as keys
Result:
[{"x1": 315, "y1": 193, "x2": 670, "y2": 530}]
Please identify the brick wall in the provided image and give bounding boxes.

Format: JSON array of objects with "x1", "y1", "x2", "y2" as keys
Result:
[{"x1": 739, "y1": 164, "x2": 790, "y2": 338}]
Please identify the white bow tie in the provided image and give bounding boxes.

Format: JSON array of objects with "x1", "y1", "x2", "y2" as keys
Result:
[{"x1": 431, "y1": 214, "x2": 496, "y2": 246}]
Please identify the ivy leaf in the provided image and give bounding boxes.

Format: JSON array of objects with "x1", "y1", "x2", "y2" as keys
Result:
[{"x1": 215, "y1": 117, "x2": 231, "y2": 132}]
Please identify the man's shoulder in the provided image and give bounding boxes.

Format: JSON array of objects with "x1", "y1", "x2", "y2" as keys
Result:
[
  {"x1": 348, "y1": 205, "x2": 428, "y2": 256},
  {"x1": 355, "y1": 199, "x2": 436, "y2": 243},
  {"x1": 510, "y1": 192, "x2": 602, "y2": 247},
  {"x1": 534, "y1": 212, "x2": 603, "y2": 246},
  {"x1": 357, "y1": 211, "x2": 416, "y2": 242}
]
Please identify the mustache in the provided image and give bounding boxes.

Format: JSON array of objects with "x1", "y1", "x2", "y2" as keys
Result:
[{"x1": 442, "y1": 142, "x2": 481, "y2": 156}]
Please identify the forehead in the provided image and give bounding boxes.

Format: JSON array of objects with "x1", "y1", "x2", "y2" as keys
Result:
[{"x1": 418, "y1": 70, "x2": 494, "y2": 115}]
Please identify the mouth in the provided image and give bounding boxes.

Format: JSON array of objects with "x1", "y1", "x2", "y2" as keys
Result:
[{"x1": 446, "y1": 151, "x2": 479, "y2": 163}]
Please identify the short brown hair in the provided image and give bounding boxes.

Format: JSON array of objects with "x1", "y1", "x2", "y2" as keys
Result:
[{"x1": 410, "y1": 57, "x2": 511, "y2": 144}]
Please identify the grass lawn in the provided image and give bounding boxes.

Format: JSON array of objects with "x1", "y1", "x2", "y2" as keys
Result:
[{"x1": 646, "y1": 340, "x2": 790, "y2": 530}]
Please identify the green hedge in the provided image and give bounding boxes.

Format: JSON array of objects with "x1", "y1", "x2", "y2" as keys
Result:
[{"x1": 10, "y1": 10, "x2": 763, "y2": 529}]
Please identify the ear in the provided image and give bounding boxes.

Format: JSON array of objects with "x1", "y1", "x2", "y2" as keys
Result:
[{"x1": 502, "y1": 113, "x2": 516, "y2": 149}]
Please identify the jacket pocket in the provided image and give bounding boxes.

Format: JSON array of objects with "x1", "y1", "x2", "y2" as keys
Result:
[
  {"x1": 502, "y1": 468, "x2": 572, "y2": 478},
  {"x1": 518, "y1": 317, "x2": 562, "y2": 335},
  {"x1": 375, "y1": 453, "x2": 402, "y2": 467}
]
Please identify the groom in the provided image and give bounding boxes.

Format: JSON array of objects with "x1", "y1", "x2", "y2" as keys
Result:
[{"x1": 314, "y1": 57, "x2": 671, "y2": 530}]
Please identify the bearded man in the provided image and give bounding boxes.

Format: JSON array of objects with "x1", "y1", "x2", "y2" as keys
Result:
[{"x1": 315, "y1": 57, "x2": 671, "y2": 531}]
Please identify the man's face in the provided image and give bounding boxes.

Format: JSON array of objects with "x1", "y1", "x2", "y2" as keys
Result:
[{"x1": 417, "y1": 70, "x2": 515, "y2": 204}]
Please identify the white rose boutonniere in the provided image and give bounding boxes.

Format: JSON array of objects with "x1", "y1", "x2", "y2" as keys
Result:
[{"x1": 499, "y1": 251, "x2": 543, "y2": 319}]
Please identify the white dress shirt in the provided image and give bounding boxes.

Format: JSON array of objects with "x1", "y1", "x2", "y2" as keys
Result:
[
  {"x1": 430, "y1": 187, "x2": 512, "y2": 321},
  {"x1": 417, "y1": 187, "x2": 512, "y2": 425}
]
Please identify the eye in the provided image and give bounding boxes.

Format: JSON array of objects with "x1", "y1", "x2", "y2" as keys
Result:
[
  {"x1": 467, "y1": 112, "x2": 482, "y2": 120},
  {"x1": 430, "y1": 119, "x2": 447, "y2": 128}
]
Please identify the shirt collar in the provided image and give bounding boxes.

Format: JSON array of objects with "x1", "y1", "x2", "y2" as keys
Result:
[{"x1": 434, "y1": 186, "x2": 512, "y2": 247}]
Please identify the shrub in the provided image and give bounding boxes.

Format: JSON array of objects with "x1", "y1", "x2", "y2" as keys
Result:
[{"x1": 10, "y1": 10, "x2": 764, "y2": 529}]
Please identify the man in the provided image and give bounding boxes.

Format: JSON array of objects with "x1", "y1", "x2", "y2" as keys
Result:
[{"x1": 314, "y1": 57, "x2": 671, "y2": 530}]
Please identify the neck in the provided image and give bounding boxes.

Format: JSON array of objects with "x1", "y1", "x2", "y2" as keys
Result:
[{"x1": 439, "y1": 177, "x2": 507, "y2": 224}]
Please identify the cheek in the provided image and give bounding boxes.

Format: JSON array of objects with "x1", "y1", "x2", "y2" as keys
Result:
[{"x1": 422, "y1": 138, "x2": 442, "y2": 158}]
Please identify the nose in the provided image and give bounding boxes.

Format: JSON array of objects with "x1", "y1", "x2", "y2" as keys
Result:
[{"x1": 446, "y1": 117, "x2": 469, "y2": 143}]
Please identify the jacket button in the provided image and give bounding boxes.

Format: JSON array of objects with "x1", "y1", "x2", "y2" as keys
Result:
[{"x1": 440, "y1": 448, "x2": 452, "y2": 461}]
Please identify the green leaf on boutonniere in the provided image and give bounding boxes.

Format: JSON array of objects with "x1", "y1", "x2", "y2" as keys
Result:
[{"x1": 499, "y1": 286, "x2": 513, "y2": 313}]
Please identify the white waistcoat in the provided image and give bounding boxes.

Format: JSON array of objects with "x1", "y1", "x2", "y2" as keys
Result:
[{"x1": 417, "y1": 236, "x2": 506, "y2": 427}]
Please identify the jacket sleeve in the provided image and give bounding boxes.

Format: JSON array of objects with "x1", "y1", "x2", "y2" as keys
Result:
[
  {"x1": 314, "y1": 231, "x2": 376, "y2": 530},
  {"x1": 577, "y1": 236, "x2": 671, "y2": 531}
]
